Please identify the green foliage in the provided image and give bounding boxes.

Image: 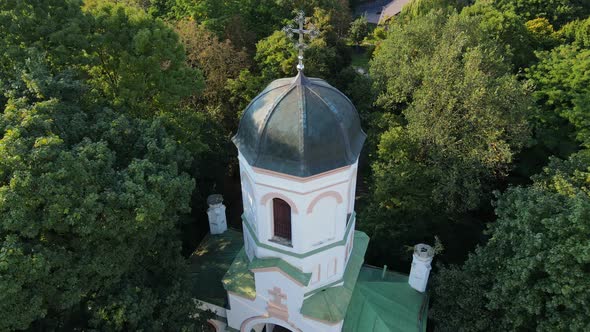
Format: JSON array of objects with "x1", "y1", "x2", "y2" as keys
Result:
[
  {"x1": 527, "y1": 41, "x2": 590, "y2": 151},
  {"x1": 362, "y1": 9, "x2": 531, "y2": 267},
  {"x1": 369, "y1": 10, "x2": 531, "y2": 213},
  {"x1": 432, "y1": 152, "x2": 590, "y2": 331},
  {"x1": 84, "y1": 2, "x2": 203, "y2": 117},
  {"x1": 170, "y1": 0, "x2": 352, "y2": 48},
  {"x1": 493, "y1": 0, "x2": 590, "y2": 27},
  {"x1": 0, "y1": 0, "x2": 90, "y2": 93},
  {"x1": 0, "y1": 60, "x2": 198, "y2": 330},
  {"x1": 525, "y1": 17, "x2": 558, "y2": 49},
  {"x1": 558, "y1": 17, "x2": 590, "y2": 48},
  {"x1": 251, "y1": 9, "x2": 352, "y2": 81},
  {"x1": 255, "y1": 30, "x2": 298, "y2": 80},
  {"x1": 174, "y1": 0, "x2": 287, "y2": 39},
  {"x1": 0, "y1": 1, "x2": 214, "y2": 330},
  {"x1": 333, "y1": 66, "x2": 374, "y2": 119},
  {"x1": 460, "y1": 1, "x2": 535, "y2": 69},
  {"x1": 226, "y1": 69, "x2": 268, "y2": 117},
  {"x1": 372, "y1": 26, "x2": 387, "y2": 40},
  {"x1": 348, "y1": 15, "x2": 369, "y2": 46},
  {"x1": 174, "y1": 19, "x2": 250, "y2": 131},
  {"x1": 400, "y1": 0, "x2": 471, "y2": 20}
]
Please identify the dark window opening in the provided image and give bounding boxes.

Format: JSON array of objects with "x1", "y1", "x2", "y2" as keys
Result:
[{"x1": 272, "y1": 198, "x2": 292, "y2": 245}]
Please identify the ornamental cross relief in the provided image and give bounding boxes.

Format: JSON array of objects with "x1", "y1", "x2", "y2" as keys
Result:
[{"x1": 267, "y1": 287, "x2": 289, "y2": 320}]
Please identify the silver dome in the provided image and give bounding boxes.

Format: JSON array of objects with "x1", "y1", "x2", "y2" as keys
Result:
[{"x1": 232, "y1": 72, "x2": 366, "y2": 177}]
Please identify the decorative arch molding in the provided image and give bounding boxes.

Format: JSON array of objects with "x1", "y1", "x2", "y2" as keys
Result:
[
  {"x1": 306, "y1": 191, "x2": 343, "y2": 214},
  {"x1": 261, "y1": 193, "x2": 299, "y2": 214},
  {"x1": 207, "y1": 319, "x2": 221, "y2": 332},
  {"x1": 240, "y1": 315, "x2": 302, "y2": 332}
]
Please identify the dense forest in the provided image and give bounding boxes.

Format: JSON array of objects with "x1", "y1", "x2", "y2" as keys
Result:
[{"x1": 1, "y1": 0, "x2": 589, "y2": 331}]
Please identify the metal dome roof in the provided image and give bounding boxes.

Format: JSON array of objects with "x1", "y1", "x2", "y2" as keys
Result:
[{"x1": 232, "y1": 72, "x2": 366, "y2": 177}]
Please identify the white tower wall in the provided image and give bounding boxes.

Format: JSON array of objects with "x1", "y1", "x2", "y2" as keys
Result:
[{"x1": 238, "y1": 152, "x2": 358, "y2": 293}]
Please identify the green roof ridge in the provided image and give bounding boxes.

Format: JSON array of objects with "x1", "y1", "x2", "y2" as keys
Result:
[
  {"x1": 249, "y1": 256, "x2": 312, "y2": 286},
  {"x1": 242, "y1": 212, "x2": 356, "y2": 259}
]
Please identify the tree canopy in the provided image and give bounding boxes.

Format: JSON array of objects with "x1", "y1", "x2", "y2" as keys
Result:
[
  {"x1": 431, "y1": 152, "x2": 590, "y2": 331},
  {"x1": 0, "y1": 0, "x2": 210, "y2": 330},
  {"x1": 1, "y1": 0, "x2": 590, "y2": 330}
]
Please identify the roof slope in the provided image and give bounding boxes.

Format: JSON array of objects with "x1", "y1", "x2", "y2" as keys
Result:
[
  {"x1": 222, "y1": 248, "x2": 256, "y2": 299},
  {"x1": 379, "y1": 0, "x2": 412, "y2": 23},
  {"x1": 189, "y1": 229, "x2": 244, "y2": 306},
  {"x1": 223, "y1": 246, "x2": 313, "y2": 298},
  {"x1": 342, "y1": 267, "x2": 429, "y2": 332},
  {"x1": 232, "y1": 72, "x2": 366, "y2": 177},
  {"x1": 250, "y1": 257, "x2": 312, "y2": 286}
]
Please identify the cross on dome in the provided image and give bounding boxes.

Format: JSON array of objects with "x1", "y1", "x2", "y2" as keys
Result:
[{"x1": 282, "y1": 10, "x2": 319, "y2": 72}]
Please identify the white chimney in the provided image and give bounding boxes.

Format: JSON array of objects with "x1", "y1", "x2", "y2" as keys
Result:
[
  {"x1": 207, "y1": 194, "x2": 227, "y2": 234},
  {"x1": 408, "y1": 243, "x2": 434, "y2": 292}
]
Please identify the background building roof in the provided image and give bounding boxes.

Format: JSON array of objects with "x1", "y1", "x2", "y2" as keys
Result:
[
  {"x1": 379, "y1": 0, "x2": 412, "y2": 23},
  {"x1": 232, "y1": 72, "x2": 366, "y2": 177}
]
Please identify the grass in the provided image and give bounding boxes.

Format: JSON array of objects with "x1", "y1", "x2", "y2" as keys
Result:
[{"x1": 350, "y1": 46, "x2": 371, "y2": 69}]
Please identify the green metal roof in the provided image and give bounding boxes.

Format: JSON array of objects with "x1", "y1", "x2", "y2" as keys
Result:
[
  {"x1": 223, "y1": 247, "x2": 313, "y2": 299},
  {"x1": 300, "y1": 231, "x2": 370, "y2": 322},
  {"x1": 222, "y1": 248, "x2": 256, "y2": 300},
  {"x1": 249, "y1": 257, "x2": 312, "y2": 286},
  {"x1": 189, "y1": 229, "x2": 244, "y2": 306},
  {"x1": 190, "y1": 229, "x2": 428, "y2": 332},
  {"x1": 342, "y1": 267, "x2": 429, "y2": 332}
]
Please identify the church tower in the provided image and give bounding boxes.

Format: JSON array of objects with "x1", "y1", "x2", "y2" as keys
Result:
[
  {"x1": 187, "y1": 11, "x2": 431, "y2": 332},
  {"x1": 224, "y1": 67, "x2": 368, "y2": 331},
  {"x1": 220, "y1": 11, "x2": 372, "y2": 329}
]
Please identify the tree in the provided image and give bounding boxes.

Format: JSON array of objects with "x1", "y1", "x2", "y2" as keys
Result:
[
  {"x1": 0, "y1": 0, "x2": 90, "y2": 98},
  {"x1": 0, "y1": 57, "x2": 198, "y2": 330},
  {"x1": 0, "y1": 0, "x2": 204, "y2": 118},
  {"x1": 253, "y1": 10, "x2": 352, "y2": 82},
  {"x1": 369, "y1": 10, "x2": 530, "y2": 214},
  {"x1": 254, "y1": 30, "x2": 298, "y2": 80},
  {"x1": 174, "y1": 20, "x2": 250, "y2": 125},
  {"x1": 526, "y1": 26, "x2": 590, "y2": 153},
  {"x1": 492, "y1": 0, "x2": 590, "y2": 27},
  {"x1": 226, "y1": 69, "x2": 269, "y2": 116},
  {"x1": 525, "y1": 17, "x2": 558, "y2": 50},
  {"x1": 459, "y1": 1, "x2": 536, "y2": 70},
  {"x1": 0, "y1": 1, "x2": 212, "y2": 330},
  {"x1": 83, "y1": 2, "x2": 203, "y2": 117},
  {"x1": 431, "y1": 151, "x2": 590, "y2": 331},
  {"x1": 558, "y1": 17, "x2": 590, "y2": 48},
  {"x1": 399, "y1": 0, "x2": 470, "y2": 20},
  {"x1": 361, "y1": 10, "x2": 531, "y2": 266},
  {"x1": 348, "y1": 15, "x2": 369, "y2": 46}
]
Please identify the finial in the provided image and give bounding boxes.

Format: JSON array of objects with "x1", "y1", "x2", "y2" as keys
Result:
[{"x1": 282, "y1": 10, "x2": 319, "y2": 72}]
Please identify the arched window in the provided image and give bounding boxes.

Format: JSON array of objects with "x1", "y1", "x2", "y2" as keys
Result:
[{"x1": 272, "y1": 198, "x2": 292, "y2": 244}]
